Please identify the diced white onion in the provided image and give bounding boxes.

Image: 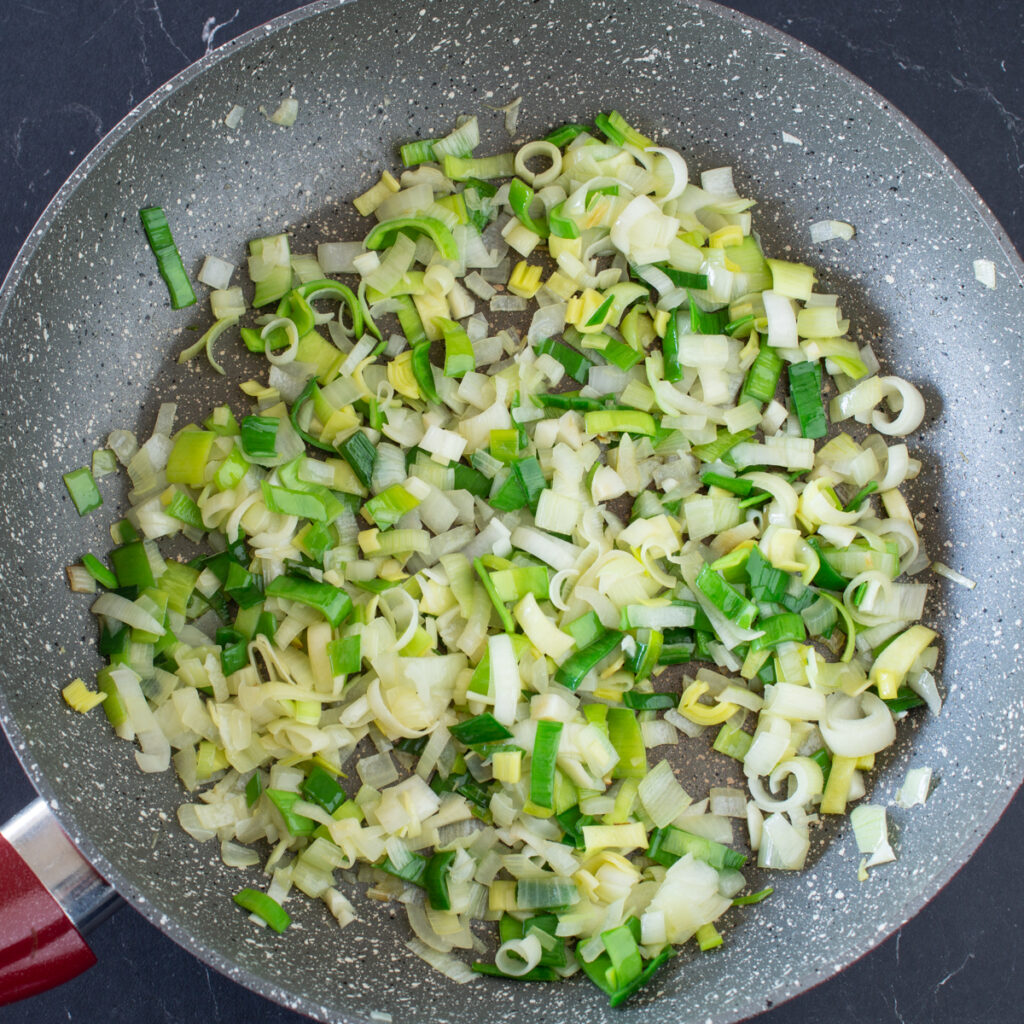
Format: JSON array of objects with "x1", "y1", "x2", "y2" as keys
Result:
[
  {"x1": 198, "y1": 255, "x2": 235, "y2": 290},
  {"x1": 972, "y1": 258, "x2": 996, "y2": 289},
  {"x1": 809, "y1": 220, "x2": 855, "y2": 243}
]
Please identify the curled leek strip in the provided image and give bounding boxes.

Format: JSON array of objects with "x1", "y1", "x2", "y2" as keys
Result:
[
  {"x1": 261, "y1": 316, "x2": 299, "y2": 365},
  {"x1": 178, "y1": 315, "x2": 238, "y2": 374},
  {"x1": 513, "y1": 140, "x2": 563, "y2": 188}
]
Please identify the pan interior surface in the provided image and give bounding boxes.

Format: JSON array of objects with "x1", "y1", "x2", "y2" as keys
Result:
[{"x1": 0, "y1": 1, "x2": 1022, "y2": 1022}]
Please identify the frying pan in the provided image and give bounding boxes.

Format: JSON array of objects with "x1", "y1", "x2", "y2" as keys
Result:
[{"x1": 1, "y1": 1, "x2": 1022, "y2": 1021}]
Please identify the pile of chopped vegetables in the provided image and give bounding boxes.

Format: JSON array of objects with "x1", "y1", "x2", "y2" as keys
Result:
[{"x1": 63, "y1": 110, "x2": 946, "y2": 1004}]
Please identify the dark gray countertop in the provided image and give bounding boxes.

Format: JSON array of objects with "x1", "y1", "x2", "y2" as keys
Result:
[{"x1": 1, "y1": 1, "x2": 1021, "y2": 1021}]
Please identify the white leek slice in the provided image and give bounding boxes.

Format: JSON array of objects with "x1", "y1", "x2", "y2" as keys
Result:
[
  {"x1": 895, "y1": 767, "x2": 933, "y2": 809},
  {"x1": 809, "y1": 219, "x2": 855, "y2": 243},
  {"x1": 973, "y1": 258, "x2": 996, "y2": 289},
  {"x1": 819, "y1": 693, "x2": 896, "y2": 758},
  {"x1": 850, "y1": 804, "x2": 896, "y2": 868}
]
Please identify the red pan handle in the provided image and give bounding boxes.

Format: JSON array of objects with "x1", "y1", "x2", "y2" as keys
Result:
[{"x1": 0, "y1": 798, "x2": 120, "y2": 1005}]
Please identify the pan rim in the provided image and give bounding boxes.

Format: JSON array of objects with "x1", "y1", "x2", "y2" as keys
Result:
[{"x1": 0, "y1": 1, "x2": 1021, "y2": 1022}]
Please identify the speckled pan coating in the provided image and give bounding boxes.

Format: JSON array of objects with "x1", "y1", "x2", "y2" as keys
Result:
[{"x1": 0, "y1": 1, "x2": 1021, "y2": 1022}]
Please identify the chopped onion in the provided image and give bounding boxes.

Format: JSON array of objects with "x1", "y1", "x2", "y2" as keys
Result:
[
  {"x1": 895, "y1": 767, "x2": 933, "y2": 809},
  {"x1": 972, "y1": 258, "x2": 996, "y2": 289},
  {"x1": 930, "y1": 561, "x2": 976, "y2": 590},
  {"x1": 819, "y1": 693, "x2": 896, "y2": 758},
  {"x1": 850, "y1": 804, "x2": 896, "y2": 868},
  {"x1": 264, "y1": 96, "x2": 298, "y2": 127},
  {"x1": 809, "y1": 220, "x2": 856, "y2": 243},
  {"x1": 198, "y1": 255, "x2": 235, "y2": 290}
]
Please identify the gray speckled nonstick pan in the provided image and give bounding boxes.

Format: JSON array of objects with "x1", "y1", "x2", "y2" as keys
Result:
[{"x1": 1, "y1": 0, "x2": 1022, "y2": 1021}]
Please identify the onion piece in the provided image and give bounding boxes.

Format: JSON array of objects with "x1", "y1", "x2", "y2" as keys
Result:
[
  {"x1": 819, "y1": 693, "x2": 896, "y2": 758},
  {"x1": 514, "y1": 141, "x2": 562, "y2": 187},
  {"x1": 809, "y1": 219, "x2": 855, "y2": 243},
  {"x1": 870, "y1": 376, "x2": 925, "y2": 436},
  {"x1": 198, "y1": 255, "x2": 234, "y2": 290},
  {"x1": 647, "y1": 146, "x2": 688, "y2": 201},
  {"x1": 972, "y1": 258, "x2": 996, "y2": 289}
]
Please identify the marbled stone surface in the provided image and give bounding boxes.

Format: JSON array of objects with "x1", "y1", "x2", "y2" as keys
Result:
[{"x1": 0, "y1": 2, "x2": 1020, "y2": 1022}]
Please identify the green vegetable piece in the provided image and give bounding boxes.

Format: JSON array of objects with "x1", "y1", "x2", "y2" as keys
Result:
[
  {"x1": 543, "y1": 123, "x2": 589, "y2": 147},
  {"x1": 843, "y1": 480, "x2": 878, "y2": 513},
  {"x1": 622, "y1": 690, "x2": 675, "y2": 711},
  {"x1": 695, "y1": 564, "x2": 758, "y2": 628},
  {"x1": 512, "y1": 457, "x2": 546, "y2": 513},
  {"x1": 660, "y1": 265, "x2": 708, "y2": 290},
  {"x1": 96, "y1": 665, "x2": 128, "y2": 727},
  {"x1": 701, "y1": 471, "x2": 753, "y2": 497},
  {"x1": 449, "y1": 712, "x2": 514, "y2": 747},
  {"x1": 530, "y1": 720, "x2": 563, "y2": 809},
  {"x1": 532, "y1": 391, "x2": 608, "y2": 412},
  {"x1": 508, "y1": 178, "x2": 549, "y2": 237},
  {"x1": 380, "y1": 851, "x2": 429, "y2": 885},
  {"x1": 584, "y1": 410, "x2": 658, "y2": 437},
  {"x1": 741, "y1": 343, "x2": 783, "y2": 403},
  {"x1": 607, "y1": 708, "x2": 647, "y2": 778},
  {"x1": 745, "y1": 546, "x2": 789, "y2": 602},
  {"x1": 239, "y1": 417, "x2": 279, "y2": 459},
  {"x1": 362, "y1": 483, "x2": 420, "y2": 530},
  {"x1": 648, "y1": 825, "x2": 747, "y2": 870},
  {"x1": 213, "y1": 446, "x2": 248, "y2": 491},
  {"x1": 411, "y1": 342, "x2": 441, "y2": 404},
  {"x1": 805, "y1": 536, "x2": 851, "y2": 591},
  {"x1": 400, "y1": 138, "x2": 438, "y2": 166},
  {"x1": 266, "y1": 789, "x2": 317, "y2": 836},
  {"x1": 489, "y1": 429, "x2": 520, "y2": 463},
  {"x1": 692, "y1": 426, "x2": 755, "y2": 464},
  {"x1": 452, "y1": 463, "x2": 491, "y2": 498},
  {"x1": 689, "y1": 295, "x2": 729, "y2": 335},
  {"x1": 750, "y1": 611, "x2": 806, "y2": 651},
  {"x1": 81, "y1": 553, "x2": 117, "y2": 589},
  {"x1": 244, "y1": 772, "x2": 263, "y2": 808},
  {"x1": 547, "y1": 200, "x2": 580, "y2": 240},
  {"x1": 608, "y1": 947, "x2": 674, "y2": 1007},
  {"x1": 265, "y1": 575, "x2": 353, "y2": 627},
  {"x1": 732, "y1": 887, "x2": 774, "y2": 907},
  {"x1": 425, "y1": 850, "x2": 457, "y2": 911},
  {"x1": 139, "y1": 206, "x2": 196, "y2": 309},
  {"x1": 788, "y1": 361, "x2": 827, "y2": 439},
  {"x1": 436, "y1": 317, "x2": 475, "y2": 378},
  {"x1": 514, "y1": 875, "x2": 578, "y2": 911},
  {"x1": 534, "y1": 338, "x2": 590, "y2": 383},
  {"x1": 110, "y1": 541, "x2": 155, "y2": 590},
  {"x1": 724, "y1": 313, "x2": 756, "y2": 337},
  {"x1": 554, "y1": 630, "x2": 621, "y2": 691},
  {"x1": 302, "y1": 766, "x2": 346, "y2": 814},
  {"x1": 262, "y1": 481, "x2": 328, "y2": 522},
  {"x1": 217, "y1": 627, "x2": 249, "y2": 674},
  {"x1": 883, "y1": 688, "x2": 928, "y2": 714},
  {"x1": 364, "y1": 216, "x2": 459, "y2": 260},
  {"x1": 298, "y1": 279, "x2": 364, "y2": 338},
  {"x1": 489, "y1": 469, "x2": 528, "y2": 512},
  {"x1": 565, "y1": 611, "x2": 604, "y2": 650},
  {"x1": 233, "y1": 888, "x2": 291, "y2": 933},
  {"x1": 63, "y1": 467, "x2": 103, "y2": 516},
  {"x1": 713, "y1": 720, "x2": 753, "y2": 761},
  {"x1": 808, "y1": 748, "x2": 832, "y2": 785},
  {"x1": 336, "y1": 430, "x2": 377, "y2": 489},
  {"x1": 601, "y1": 922, "x2": 643, "y2": 989},
  {"x1": 287, "y1": 379, "x2": 334, "y2": 454},
  {"x1": 327, "y1": 634, "x2": 361, "y2": 676},
  {"x1": 488, "y1": 565, "x2": 550, "y2": 603}
]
